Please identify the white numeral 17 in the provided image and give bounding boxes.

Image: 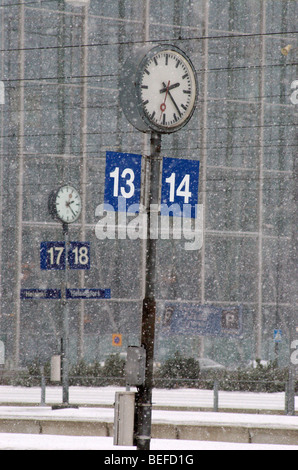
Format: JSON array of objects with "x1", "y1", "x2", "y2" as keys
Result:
[
  {"x1": 47, "y1": 246, "x2": 64, "y2": 265},
  {"x1": 165, "y1": 173, "x2": 192, "y2": 203}
]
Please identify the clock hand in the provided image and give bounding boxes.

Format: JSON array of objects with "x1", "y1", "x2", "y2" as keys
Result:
[
  {"x1": 65, "y1": 200, "x2": 76, "y2": 217},
  {"x1": 160, "y1": 80, "x2": 170, "y2": 119},
  {"x1": 160, "y1": 82, "x2": 180, "y2": 94},
  {"x1": 69, "y1": 206, "x2": 76, "y2": 217},
  {"x1": 168, "y1": 90, "x2": 182, "y2": 117}
]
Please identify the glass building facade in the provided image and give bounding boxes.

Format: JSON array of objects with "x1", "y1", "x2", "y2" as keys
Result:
[{"x1": 0, "y1": 0, "x2": 297, "y2": 369}]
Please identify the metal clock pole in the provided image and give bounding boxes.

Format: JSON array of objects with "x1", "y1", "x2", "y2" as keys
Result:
[
  {"x1": 48, "y1": 185, "x2": 82, "y2": 408},
  {"x1": 135, "y1": 131, "x2": 161, "y2": 451},
  {"x1": 119, "y1": 44, "x2": 198, "y2": 450},
  {"x1": 62, "y1": 221, "x2": 70, "y2": 405}
]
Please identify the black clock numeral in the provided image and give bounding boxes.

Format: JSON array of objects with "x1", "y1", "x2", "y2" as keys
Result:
[
  {"x1": 183, "y1": 90, "x2": 191, "y2": 94},
  {"x1": 141, "y1": 85, "x2": 148, "y2": 89},
  {"x1": 154, "y1": 57, "x2": 158, "y2": 66},
  {"x1": 151, "y1": 111, "x2": 156, "y2": 120},
  {"x1": 143, "y1": 100, "x2": 149, "y2": 106},
  {"x1": 165, "y1": 54, "x2": 169, "y2": 65},
  {"x1": 181, "y1": 104, "x2": 187, "y2": 111},
  {"x1": 182, "y1": 73, "x2": 189, "y2": 80},
  {"x1": 163, "y1": 114, "x2": 166, "y2": 125}
]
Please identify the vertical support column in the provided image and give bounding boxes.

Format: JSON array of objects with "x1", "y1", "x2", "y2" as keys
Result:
[
  {"x1": 135, "y1": 132, "x2": 161, "y2": 451},
  {"x1": 62, "y1": 223, "x2": 70, "y2": 405},
  {"x1": 198, "y1": 0, "x2": 209, "y2": 359},
  {"x1": 14, "y1": 0, "x2": 25, "y2": 366},
  {"x1": 79, "y1": 4, "x2": 89, "y2": 360},
  {"x1": 256, "y1": 1, "x2": 266, "y2": 359}
]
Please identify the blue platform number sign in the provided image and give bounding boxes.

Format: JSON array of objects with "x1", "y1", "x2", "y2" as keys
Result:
[
  {"x1": 104, "y1": 151, "x2": 142, "y2": 213},
  {"x1": 40, "y1": 242, "x2": 90, "y2": 270},
  {"x1": 161, "y1": 157, "x2": 200, "y2": 218},
  {"x1": 40, "y1": 242, "x2": 65, "y2": 270},
  {"x1": 68, "y1": 242, "x2": 90, "y2": 270}
]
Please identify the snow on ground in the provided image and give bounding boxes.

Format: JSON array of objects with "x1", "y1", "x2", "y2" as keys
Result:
[
  {"x1": 0, "y1": 405, "x2": 297, "y2": 430},
  {"x1": 0, "y1": 386, "x2": 297, "y2": 450},
  {"x1": 0, "y1": 385, "x2": 295, "y2": 412},
  {"x1": 0, "y1": 405, "x2": 297, "y2": 450},
  {"x1": 0, "y1": 433, "x2": 298, "y2": 450}
]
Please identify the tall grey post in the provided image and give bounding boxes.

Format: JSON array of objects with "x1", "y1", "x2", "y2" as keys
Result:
[
  {"x1": 135, "y1": 132, "x2": 161, "y2": 451},
  {"x1": 62, "y1": 222, "x2": 70, "y2": 405}
]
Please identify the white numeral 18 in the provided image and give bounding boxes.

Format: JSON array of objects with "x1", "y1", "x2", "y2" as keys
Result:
[
  {"x1": 72, "y1": 246, "x2": 89, "y2": 265},
  {"x1": 165, "y1": 173, "x2": 192, "y2": 204}
]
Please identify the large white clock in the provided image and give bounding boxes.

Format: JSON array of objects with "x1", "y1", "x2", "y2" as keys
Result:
[
  {"x1": 49, "y1": 185, "x2": 82, "y2": 224},
  {"x1": 120, "y1": 44, "x2": 198, "y2": 134}
]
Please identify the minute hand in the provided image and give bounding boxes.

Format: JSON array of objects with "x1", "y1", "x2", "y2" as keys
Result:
[
  {"x1": 162, "y1": 82, "x2": 182, "y2": 117},
  {"x1": 160, "y1": 82, "x2": 180, "y2": 94}
]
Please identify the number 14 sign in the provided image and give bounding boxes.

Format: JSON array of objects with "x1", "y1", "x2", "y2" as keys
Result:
[
  {"x1": 161, "y1": 157, "x2": 200, "y2": 218},
  {"x1": 40, "y1": 242, "x2": 90, "y2": 270}
]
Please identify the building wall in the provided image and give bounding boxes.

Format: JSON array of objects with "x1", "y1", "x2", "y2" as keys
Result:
[{"x1": 0, "y1": 0, "x2": 296, "y2": 368}]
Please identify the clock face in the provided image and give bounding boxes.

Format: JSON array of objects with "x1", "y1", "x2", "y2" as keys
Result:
[
  {"x1": 55, "y1": 185, "x2": 81, "y2": 224},
  {"x1": 139, "y1": 48, "x2": 197, "y2": 133}
]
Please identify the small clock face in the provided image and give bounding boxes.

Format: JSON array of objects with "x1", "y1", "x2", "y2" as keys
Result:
[
  {"x1": 139, "y1": 48, "x2": 197, "y2": 133},
  {"x1": 55, "y1": 185, "x2": 81, "y2": 224}
]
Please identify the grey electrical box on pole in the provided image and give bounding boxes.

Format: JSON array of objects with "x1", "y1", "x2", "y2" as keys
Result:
[
  {"x1": 50, "y1": 355, "x2": 61, "y2": 382},
  {"x1": 125, "y1": 346, "x2": 146, "y2": 387},
  {"x1": 114, "y1": 392, "x2": 136, "y2": 446}
]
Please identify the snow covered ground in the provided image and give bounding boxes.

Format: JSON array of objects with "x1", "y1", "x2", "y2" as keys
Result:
[
  {"x1": 0, "y1": 385, "x2": 295, "y2": 412},
  {"x1": 0, "y1": 386, "x2": 297, "y2": 450},
  {"x1": 0, "y1": 433, "x2": 297, "y2": 450}
]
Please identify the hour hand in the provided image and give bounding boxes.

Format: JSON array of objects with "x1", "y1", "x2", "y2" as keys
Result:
[{"x1": 160, "y1": 82, "x2": 180, "y2": 93}]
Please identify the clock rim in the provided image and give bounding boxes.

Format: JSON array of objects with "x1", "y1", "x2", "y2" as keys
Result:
[
  {"x1": 120, "y1": 44, "x2": 198, "y2": 134},
  {"x1": 49, "y1": 185, "x2": 82, "y2": 224},
  {"x1": 136, "y1": 44, "x2": 198, "y2": 134}
]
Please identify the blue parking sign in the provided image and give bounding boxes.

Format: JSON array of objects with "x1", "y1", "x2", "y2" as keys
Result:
[
  {"x1": 161, "y1": 157, "x2": 200, "y2": 218},
  {"x1": 104, "y1": 151, "x2": 142, "y2": 212}
]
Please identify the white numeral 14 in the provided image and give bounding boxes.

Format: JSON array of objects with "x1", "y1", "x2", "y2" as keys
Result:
[{"x1": 165, "y1": 173, "x2": 192, "y2": 203}]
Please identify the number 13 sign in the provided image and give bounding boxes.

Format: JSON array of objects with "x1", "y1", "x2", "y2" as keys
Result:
[{"x1": 104, "y1": 151, "x2": 142, "y2": 213}]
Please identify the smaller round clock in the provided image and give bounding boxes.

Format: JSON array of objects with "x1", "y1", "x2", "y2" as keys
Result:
[{"x1": 49, "y1": 185, "x2": 82, "y2": 224}]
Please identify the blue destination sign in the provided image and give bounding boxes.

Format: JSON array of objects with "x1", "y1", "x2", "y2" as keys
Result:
[
  {"x1": 159, "y1": 303, "x2": 242, "y2": 337},
  {"x1": 20, "y1": 289, "x2": 61, "y2": 300},
  {"x1": 66, "y1": 288, "x2": 111, "y2": 299}
]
